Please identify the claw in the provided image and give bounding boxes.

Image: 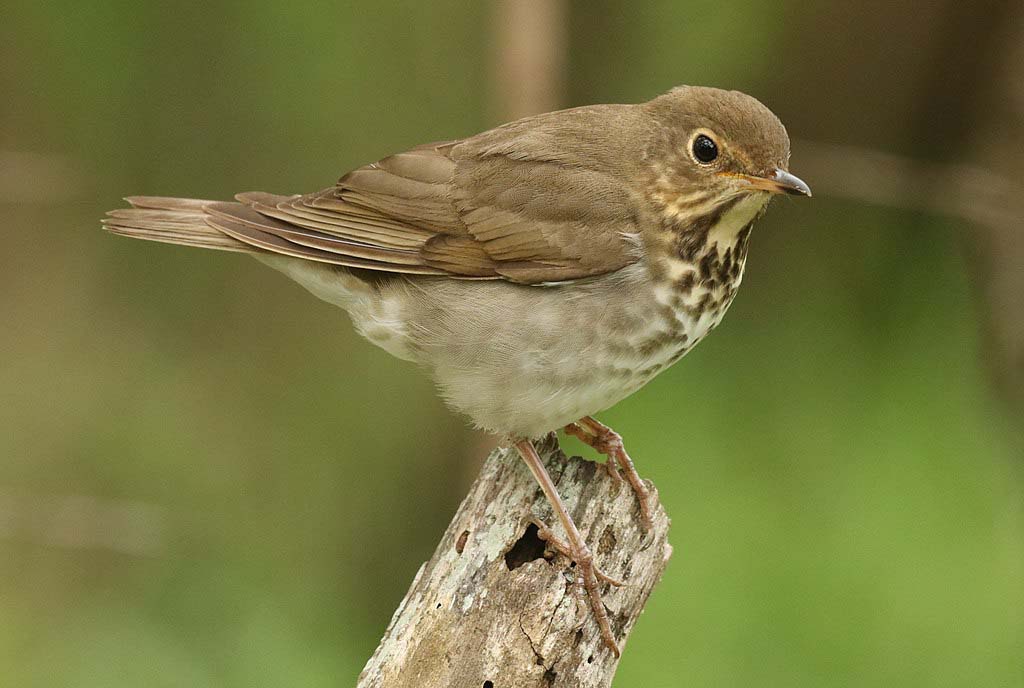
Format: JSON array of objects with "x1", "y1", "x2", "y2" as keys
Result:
[
  {"x1": 594, "y1": 568, "x2": 625, "y2": 588},
  {"x1": 516, "y1": 440, "x2": 624, "y2": 656},
  {"x1": 534, "y1": 519, "x2": 622, "y2": 655},
  {"x1": 602, "y1": 458, "x2": 623, "y2": 482},
  {"x1": 565, "y1": 417, "x2": 654, "y2": 531}
]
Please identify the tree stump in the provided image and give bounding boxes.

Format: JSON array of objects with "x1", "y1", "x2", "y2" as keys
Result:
[{"x1": 357, "y1": 435, "x2": 672, "y2": 688}]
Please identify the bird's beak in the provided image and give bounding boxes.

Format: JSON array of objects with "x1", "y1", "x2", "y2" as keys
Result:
[
  {"x1": 751, "y1": 169, "x2": 812, "y2": 197},
  {"x1": 724, "y1": 169, "x2": 812, "y2": 197}
]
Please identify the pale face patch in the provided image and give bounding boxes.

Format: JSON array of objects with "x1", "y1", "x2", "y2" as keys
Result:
[{"x1": 706, "y1": 193, "x2": 768, "y2": 254}]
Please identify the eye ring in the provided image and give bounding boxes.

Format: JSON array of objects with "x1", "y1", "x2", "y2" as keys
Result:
[{"x1": 691, "y1": 133, "x2": 719, "y2": 164}]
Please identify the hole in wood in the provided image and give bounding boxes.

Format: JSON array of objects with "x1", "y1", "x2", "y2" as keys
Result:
[
  {"x1": 455, "y1": 529, "x2": 470, "y2": 554},
  {"x1": 503, "y1": 523, "x2": 547, "y2": 571},
  {"x1": 483, "y1": 681, "x2": 494, "y2": 688}
]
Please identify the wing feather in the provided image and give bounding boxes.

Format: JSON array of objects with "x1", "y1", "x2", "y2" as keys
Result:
[{"x1": 107, "y1": 105, "x2": 647, "y2": 283}]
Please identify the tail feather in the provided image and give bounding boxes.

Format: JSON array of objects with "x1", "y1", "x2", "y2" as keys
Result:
[{"x1": 102, "y1": 196, "x2": 260, "y2": 253}]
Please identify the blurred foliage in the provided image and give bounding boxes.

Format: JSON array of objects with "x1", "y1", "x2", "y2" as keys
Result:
[{"x1": 1, "y1": 2, "x2": 1021, "y2": 687}]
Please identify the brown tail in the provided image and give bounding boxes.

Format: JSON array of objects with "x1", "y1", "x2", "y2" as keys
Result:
[{"x1": 102, "y1": 196, "x2": 259, "y2": 253}]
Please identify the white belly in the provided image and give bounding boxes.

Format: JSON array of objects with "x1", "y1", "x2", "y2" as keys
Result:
[
  {"x1": 419, "y1": 269, "x2": 738, "y2": 438},
  {"x1": 267, "y1": 252, "x2": 743, "y2": 439}
]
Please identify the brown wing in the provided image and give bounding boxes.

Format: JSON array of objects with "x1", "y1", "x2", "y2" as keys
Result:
[
  {"x1": 218, "y1": 141, "x2": 498, "y2": 278},
  {"x1": 108, "y1": 105, "x2": 646, "y2": 284},
  {"x1": 449, "y1": 132, "x2": 643, "y2": 283}
]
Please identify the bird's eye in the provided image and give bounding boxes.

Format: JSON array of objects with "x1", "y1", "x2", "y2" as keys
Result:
[{"x1": 691, "y1": 134, "x2": 719, "y2": 164}]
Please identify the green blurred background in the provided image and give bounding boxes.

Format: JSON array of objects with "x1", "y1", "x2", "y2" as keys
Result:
[{"x1": 2, "y1": 1, "x2": 1022, "y2": 686}]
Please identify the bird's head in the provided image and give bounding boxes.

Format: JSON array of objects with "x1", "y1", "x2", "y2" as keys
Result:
[{"x1": 643, "y1": 85, "x2": 810, "y2": 227}]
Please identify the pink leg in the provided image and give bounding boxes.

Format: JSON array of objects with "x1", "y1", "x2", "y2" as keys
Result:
[
  {"x1": 514, "y1": 439, "x2": 623, "y2": 656},
  {"x1": 565, "y1": 417, "x2": 653, "y2": 531}
]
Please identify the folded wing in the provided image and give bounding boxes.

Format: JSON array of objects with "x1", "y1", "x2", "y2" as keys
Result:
[{"x1": 106, "y1": 107, "x2": 645, "y2": 284}]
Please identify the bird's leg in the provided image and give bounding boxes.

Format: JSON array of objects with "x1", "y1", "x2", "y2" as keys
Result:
[
  {"x1": 566, "y1": 422, "x2": 623, "y2": 482},
  {"x1": 532, "y1": 521, "x2": 624, "y2": 588},
  {"x1": 514, "y1": 439, "x2": 623, "y2": 657},
  {"x1": 564, "y1": 416, "x2": 653, "y2": 531}
]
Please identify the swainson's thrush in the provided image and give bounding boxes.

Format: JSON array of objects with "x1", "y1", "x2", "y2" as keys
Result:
[{"x1": 104, "y1": 85, "x2": 811, "y2": 655}]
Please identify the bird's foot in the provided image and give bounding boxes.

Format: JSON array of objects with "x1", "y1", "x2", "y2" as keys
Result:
[
  {"x1": 533, "y1": 520, "x2": 623, "y2": 656},
  {"x1": 564, "y1": 418, "x2": 653, "y2": 531}
]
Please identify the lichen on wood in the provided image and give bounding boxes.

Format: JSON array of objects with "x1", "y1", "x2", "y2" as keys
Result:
[{"x1": 357, "y1": 435, "x2": 672, "y2": 688}]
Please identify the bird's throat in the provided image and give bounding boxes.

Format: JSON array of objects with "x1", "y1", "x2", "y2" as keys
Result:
[
  {"x1": 704, "y1": 193, "x2": 769, "y2": 256},
  {"x1": 651, "y1": 191, "x2": 766, "y2": 284},
  {"x1": 645, "y1": 191, "x2": 767, "y2": 347}
]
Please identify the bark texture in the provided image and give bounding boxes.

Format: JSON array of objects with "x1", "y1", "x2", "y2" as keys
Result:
[{"x1": 357, "y1": 436, "x2": 672, "y2": 688}]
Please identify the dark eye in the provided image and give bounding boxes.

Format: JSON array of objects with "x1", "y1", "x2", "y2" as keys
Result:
[{"x1": 692, "y1": 134, "x2": 718, "y2": 164}]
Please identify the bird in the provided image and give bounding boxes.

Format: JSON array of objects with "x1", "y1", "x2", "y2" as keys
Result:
[{"x1": 103, "y1": 85, "x2": 810, "y2": 656}]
